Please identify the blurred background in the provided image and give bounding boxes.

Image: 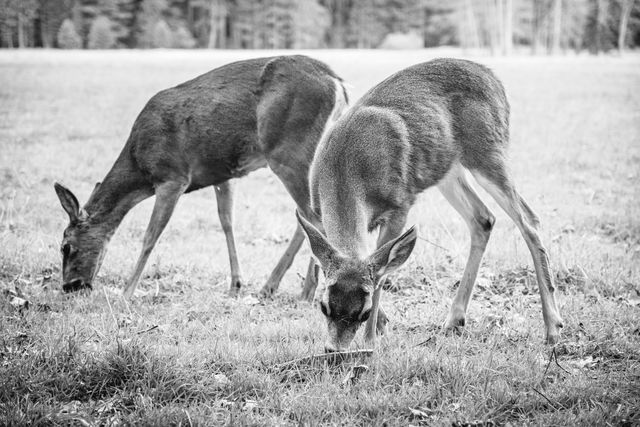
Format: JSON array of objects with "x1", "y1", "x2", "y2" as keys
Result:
[{"x1": 1, "y1": 0, "x2": 639, "y2": 54}]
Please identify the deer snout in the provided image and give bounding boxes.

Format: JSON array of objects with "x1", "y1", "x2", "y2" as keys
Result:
[{"x1": 63, "y1": 278, "x2": 92, "y2": 293}]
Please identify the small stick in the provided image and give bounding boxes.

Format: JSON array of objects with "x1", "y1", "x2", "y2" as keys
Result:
[
  {"x1": 275, "y1": 349, "x2": 373, "y2": 370},
  {"x1": 533, "y1": 387, "x2": 564, "y2": 410},
  {"x1": 552, "y1": 347, "x2": 570, "y2": 375},
  {"x1": 136, "y1": 325, "x2": 159, "y2": 335},
  {"x1": 414, "y1": 336, "x2": 433, "y2": 347}
]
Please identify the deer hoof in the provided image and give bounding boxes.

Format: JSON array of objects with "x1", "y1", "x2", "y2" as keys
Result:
[
  {"x1": 545, "y1": 321, "x2": 563, "y2": 345},
  {"x1": 227, "y1": 279, "x2": 243, "y2": 297},
  {"x1": 259, "y1": 286, "x2": 275, "y2": 299},
  {"x1": 443, "y1": 316, "x2": 465, "y2": 335}
]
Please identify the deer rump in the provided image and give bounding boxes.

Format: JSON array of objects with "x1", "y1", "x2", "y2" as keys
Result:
[{"x1": 127, "y1": 55, "x2": 341, "y2": 192}]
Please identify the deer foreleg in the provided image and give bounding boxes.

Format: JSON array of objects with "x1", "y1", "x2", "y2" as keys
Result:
[
  {"x1": 123, "y1": 181, "x2": 187, "y2": 299},
  {"x1": 260, "y1": 223, "x2": 306, "y2": 297},
  {"x1": 364, "y1": 211, "x2": 408, "y2": 347}
]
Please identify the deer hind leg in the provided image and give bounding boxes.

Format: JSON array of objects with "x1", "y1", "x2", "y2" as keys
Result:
[
  {"x1": 437, "y1": 164, "x2": 495, "y2": 333},
  {"x1": 123, "y1": 180, "x2": 187, "y2": 299},
  {"x1": 215, "y1": 181, "x2": 244, "y2": 296},
  {"x1": 260, "y1": 223, "x2": 307, "y2": 298},
  {"x1": 471, "y1": 167, "x2": 563, "y2": 344},
  {"x1": 262, "y1": 146, "x2": 320, "y2": 300}
]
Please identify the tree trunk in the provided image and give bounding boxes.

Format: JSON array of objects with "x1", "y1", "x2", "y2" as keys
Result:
[
  {"x1": 41, "y1": 19, "x2": 52, "y2": 48},
  {"x1": 4, "y1": 28, "x2": 14, "y2": 49},
  {"x1": 332, "y1": 0, "x2": 346, "y2": 48},
  {"x1": 18, "y1": 13, "x2": 25, "y2": 48},
  {"x1": 551, "y1": 0, "x2": 562, "y2": 54},
  {"x1": 208, "y1": 0, "x2": 227, "y2": 49},
  {"x1": 495, "y1": 0, "x2": 504, "y2": 55},
  {"x1": 532, "y1": 0, "x2": 548, "y2": 55},
  {"x1": 484, "y1": 0, "x2": 499, "y2": 55},
  {"x1": 591, "y1": 0, "x2": 606, "y2": 54},
  {"x1": 618, "y1": 0, "x2": 635, "y2": 54},
  {"x1": 208, "y1": 0, "x2": 217, "y2": 48},
  {"x1": 503, "y1": 0, "x2": 512, "y2": 55},
  {"x1": 461, "y1": 0, "x2": 479, "y2": 51}
]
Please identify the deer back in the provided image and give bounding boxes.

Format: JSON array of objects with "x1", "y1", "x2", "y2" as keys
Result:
[{"x1": 310, "y1": 58, "x2": 510, "y2": 253}]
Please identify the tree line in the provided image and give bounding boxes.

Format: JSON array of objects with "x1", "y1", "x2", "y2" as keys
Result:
[{"x1": 1, "y1": 0, "x2": 638, "y2": 53}]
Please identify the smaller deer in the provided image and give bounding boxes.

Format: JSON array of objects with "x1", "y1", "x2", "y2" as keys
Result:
[
  {"x1": 298, "y1": 58, "x2": 563, "y2": 352},
  {"x1": 54, "y1": 55, "x2": 347, "y2": 298}
]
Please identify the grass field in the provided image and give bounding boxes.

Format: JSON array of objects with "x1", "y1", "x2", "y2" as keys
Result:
[{"x1": 1, "y1": 49, "x2": 639, "y2": 425}]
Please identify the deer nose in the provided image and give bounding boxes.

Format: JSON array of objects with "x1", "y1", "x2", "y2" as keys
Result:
[{"x1": 63, "y1": 278, "x2": 92, "y2": 293}]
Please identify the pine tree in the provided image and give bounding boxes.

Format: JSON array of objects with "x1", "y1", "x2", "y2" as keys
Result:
[
  {"x1": 57, "y1": 18, "x2": 83, "y2": 49},
  {"x1": 136, "y1": 0, "x2": 169, "y2": 48},
  {"x1": 88, "y1": 15, "x2": 116, "y2": 48},
  {"x1": 172, "y1": 25, "x2": 196, "y2": 48},
  {"x1": 153, "y1": 20, "x2": 172, "y2": 47},
  {"x1": 38, "y1": 0, "x2": 75, "y2": 48},
  {"x1": 293, "y1": 0, "x2": 330, "y2": 48}
]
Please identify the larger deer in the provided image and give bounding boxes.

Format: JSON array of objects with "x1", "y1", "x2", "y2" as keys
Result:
[
  {"x1": 54, "y1": 55, "x2": 347, "y2": 299},
  {"x1": 297, "y1": 58, "x2": 563, "y2": 352}
]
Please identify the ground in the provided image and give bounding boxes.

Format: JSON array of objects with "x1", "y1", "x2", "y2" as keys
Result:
[{"x1": 0, "y1": 49, "x2": 639, "y2": 426}]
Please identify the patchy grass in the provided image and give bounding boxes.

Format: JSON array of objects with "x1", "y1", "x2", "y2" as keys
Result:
[{"x1": 1, "y1": 49, "x2": 639, "y2": 425}]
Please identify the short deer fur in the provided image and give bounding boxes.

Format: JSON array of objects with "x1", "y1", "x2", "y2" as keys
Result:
[
  {"x1": 54, "y1": 55, "x2": 347, "y2": 299},
  {"x1": 298, "y1": 58, "x2": 563, "y2": 351}
]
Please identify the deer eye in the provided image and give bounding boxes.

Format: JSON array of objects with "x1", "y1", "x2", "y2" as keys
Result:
[
  {"x1": 61, "y1": 243, "x2": 72, "y2": 257},
  {"x1": 319, "y1": 301, "x2": 329, "y2": 317},
  {"x1": 359, "y1": 309, "x2": 371, "y2": 322}
]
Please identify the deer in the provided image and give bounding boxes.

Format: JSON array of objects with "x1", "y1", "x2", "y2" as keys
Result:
[
  {"x1": 54, "y1": 55, "x2": 348, "y2": 300},
  {"x1": 297, "y1": 58, "x2": 564, "y2": 352}
]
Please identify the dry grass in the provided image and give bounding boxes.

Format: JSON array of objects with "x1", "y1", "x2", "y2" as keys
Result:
[{"x1": 1, "y1": 49, "x2": 639, "y2": 426}]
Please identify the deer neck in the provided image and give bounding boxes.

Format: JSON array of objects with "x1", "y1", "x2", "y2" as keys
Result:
[
  {"x1": 83, "y1": 156, "x2": 152, "y2": 240},
  {"x1": 321, "y1": 194, "x2": 370, "y2": 259}
]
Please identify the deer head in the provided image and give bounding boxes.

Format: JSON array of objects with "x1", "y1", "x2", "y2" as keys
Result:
[
  {"x1": 54, "y1": 182, "x2": 107, "y2": 292},
  {"x1": 297, "y1": 211, "x2": 417, "y2": 352}
]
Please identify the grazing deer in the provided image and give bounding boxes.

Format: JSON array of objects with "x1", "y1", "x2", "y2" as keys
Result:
[
  {"x1": 54, "y1": 55, "x2": 348, "y2": 299},
  {"x1": 297, "y1": 58, "x2": 563, "y2": 352}
]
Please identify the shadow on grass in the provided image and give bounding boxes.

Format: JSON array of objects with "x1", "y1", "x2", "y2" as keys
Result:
[{"x1": 0, "y1": 338, "x2": 269, "y2": 425}]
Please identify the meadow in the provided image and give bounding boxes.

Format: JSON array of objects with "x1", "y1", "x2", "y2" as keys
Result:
[{"x1": 1, "y1": 49, "x2": 639, "y2": 425}]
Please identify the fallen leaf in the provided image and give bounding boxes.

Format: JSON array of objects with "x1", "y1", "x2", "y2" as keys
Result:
[
  {"x1": 408, "y1": 407, "x2": 432, "y2": 420},
  {"x1": 214, "y1": 373, "x2": 230, "y2": 386},
  {"x1": 10, "y1": 296, "x2": 29, "y2": 310},
  {"x1": 243, "y1": 399, "x2": 258, "y2": 411},
  {"x1": 241, "y1": 295, "x2": 260, "y2": 306}
]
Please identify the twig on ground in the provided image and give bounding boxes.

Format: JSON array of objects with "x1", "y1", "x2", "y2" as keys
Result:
[
  {"x1": 532, "y1": 387, "x2": 564, "y2": 410},
  {"x1": 136, "y1": 325, "x2": 158, "y2": 335},
  {"x1": 551, "y1": 346, "x2": 571, "y2": 374},
  {"x1": 274, "y1": 349, "x2": 373, "y2": 370},
  {"x1": 543, "y1": 347, "x2": 570, "y2": 377},
  {"x1": 552, "y1": 347, "x2": 570, "y2": 374},
  {"x1": 414, "y1": 336, "x2": 433, "y2": 347}
]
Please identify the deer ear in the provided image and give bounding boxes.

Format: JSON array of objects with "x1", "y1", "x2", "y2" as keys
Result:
[
  {"x1": 89, "y1": 182, "x2": 101, "y2": 200},
  {"x1": 296, "y1": 210, "x2": 338, "y2": 270},
  {"x1": 54, "y1": 182, "x2": 80, "y2": 222},
  {"x1": 368, "y1": 226, "x2": 417, "y2": 280}
]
